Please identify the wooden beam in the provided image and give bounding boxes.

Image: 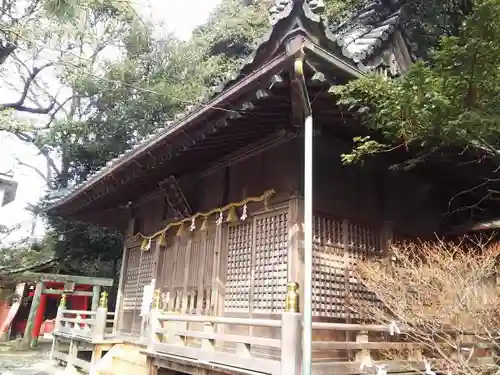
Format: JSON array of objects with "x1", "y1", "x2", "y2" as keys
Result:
[
  {"x1": 43, "y1": 289, "x2": 94, "y2": 297},
  {"x1": 197, "y1": 130, "x2": 296, "y2": 180},
  {"x1": 114, "y1": 222, "x2": 132, "y2": 334},
  {"x1": 6, "y1": 272, "x2": 113, "y2": 286},
  {"x1": 303, "y1": 41, "x2": 364, "y2": 78}
]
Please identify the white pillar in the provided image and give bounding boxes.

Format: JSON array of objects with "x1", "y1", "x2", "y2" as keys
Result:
[{"x1": 302, "y1": 114, "x2": 313, "y2": 375}]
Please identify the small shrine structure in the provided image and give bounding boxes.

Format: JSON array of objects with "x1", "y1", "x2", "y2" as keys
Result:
[{"x1": 0, "y1": 259, "x2": 113, "y2": 347}]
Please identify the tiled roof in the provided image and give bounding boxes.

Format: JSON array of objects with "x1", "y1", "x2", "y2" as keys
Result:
[
  {"x1": 333, "y1": 7, "x2": 401, "y2": 63},
  {"x1": 0, "y1": 257, "x2": 58, "y2": 276},
  {"x1": 47, "y1": 0, "x2": 410, "y2": 209}
]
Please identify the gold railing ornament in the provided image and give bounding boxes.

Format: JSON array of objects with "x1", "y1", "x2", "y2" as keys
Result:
[
  {"x1": 99, "y1": 291, "x2": 108, "y2": 308},
  {"x1": 152, "y1": 289, "x2": 161, "y2": 310},
  {"x1": 285, "y1": 282, "x2": 300, "y2": 313},
  {"x1": 60, "y1": 293, "x2": 67, "y2": 308}
]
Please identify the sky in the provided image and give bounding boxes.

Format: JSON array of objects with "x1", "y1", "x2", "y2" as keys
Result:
[{"x1": 0, "y1": 0, "x2": 222, "y2": 243}]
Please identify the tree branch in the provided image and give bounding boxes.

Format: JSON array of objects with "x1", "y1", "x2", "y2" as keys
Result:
[
  {"x1": 14, "y1": 157, "x2": 47, "y2": 182},
  {"x1": 13, "y1": 132, "x2": 61, "y2": 177},
  {"x1": 0, "y1": 61, "x2": 56, "y2": 114}
]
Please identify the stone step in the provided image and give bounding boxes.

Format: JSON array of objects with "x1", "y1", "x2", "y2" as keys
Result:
[{"x1": 92, "y1": 343, "x2": 147, "y2": 375}]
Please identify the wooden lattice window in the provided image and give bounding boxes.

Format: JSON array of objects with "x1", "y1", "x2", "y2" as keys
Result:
[
  {"x1": 224, "y1": 210, "x2": 289, "y2": 315},
  {"x1": 123, "y1": 240, "x2": 155, "y2": 311},
  {"x1": 346, "y1": 221, "x2": 383, "y2": 319},
  {"x1": 120, "y1": 239, "x2": 156, "y2": 334},
  {"x1": 123, "y1": 243, "x2": 141, "y2": 310},
  {"x1": 224, "y1": 222, "x2": 253, "y2": 313},
  {"x1": 253, "y1": 212, "x2": 288, "y2": 313},
  {"x1": 312, "y1": 216, "x2": 345, "y2": 318},
  {"x1": 312, "y1": 216, "x2": 383, "y2": 319}
]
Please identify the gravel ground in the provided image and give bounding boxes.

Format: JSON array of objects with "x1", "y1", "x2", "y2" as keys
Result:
[{"x1": 0, "y1": 341, "x2": 66, "y2": 375}]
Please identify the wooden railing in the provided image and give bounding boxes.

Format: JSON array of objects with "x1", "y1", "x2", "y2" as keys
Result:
[
  {"x1": 312, "y1": 322, "x2": 496, "y2": 375},
  {"x1": 148, "y1": 311, "x2": 495, "y2": 375},
  {"x1": 55, "y1": 307, "x2": 112, "y2": 340},
  {"x1": 54, "y1": 290, "x2": 115, "y2": 342},
  {"x1": 148, "y1": 311, "x2": 301, "y2": 375}
]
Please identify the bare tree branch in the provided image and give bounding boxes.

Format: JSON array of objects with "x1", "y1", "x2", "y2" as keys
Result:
[
  {"x1": 14, "y1": 156, "x2": 47, "y2": 182},
  {"x1": 0, "y1": 61, "x2": 56, "y2": 113},
  {"x1": 13, "y1": 132, "x2": 60, "y2": 177}
]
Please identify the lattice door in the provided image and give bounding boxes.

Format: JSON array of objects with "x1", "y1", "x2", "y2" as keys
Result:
[
  {"x1": 253, "y1": 211, "x2": 288, "y2": 314},
  {"x1": 120, "y1": 239, "x2": 156, "y2": 334},
  {"x1": 224, "y1": 222, "x2": 253, "y2": 313}
]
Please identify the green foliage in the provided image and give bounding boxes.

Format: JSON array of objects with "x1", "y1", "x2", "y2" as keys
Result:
[
  {"x1": 333, "y1": 0, "x2": 500, "y2": 167},
  {"x1": 46, "y1": 215, "x2": 123, "y2": 276},
  {"x1": 0, "y1": 238, "x2": 55, "y2": 270}
]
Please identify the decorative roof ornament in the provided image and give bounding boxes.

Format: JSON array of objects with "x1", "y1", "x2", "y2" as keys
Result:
[
  {"x1": 307, "y1": 0, "x2": 325, "y2": 14},
  {"x1": 269, "y1": 0, "x2": 325, "y2": 25}
]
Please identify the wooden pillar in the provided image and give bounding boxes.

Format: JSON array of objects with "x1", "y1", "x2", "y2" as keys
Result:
[
  {"x1": 212, "y1": 223, "x2": 224, "y2": 317},
  {"x1": 92, "y1": 285, "x2": 101, "y2": 311},
  {"x1": 31, "y1": 293, "x2": 47, "y2": 347},
  {"x1": 196, "y1": 233, "x2": 208, "y2": 315},
  {"x1": 342, "y1": 219, "x2": 352, "y2": 356},
  {"x1": 181, "y1": 238, "x2": 193, "y2": 313},
  {"x1": 113, "y1": 218, "x2": 134, "y2": 335},
  {"x1": 90, "y1": 345, "x2": 103, "y2": 372},
  {"x1": 21, "y1": 281, "x2": 43, "y2": 348}
]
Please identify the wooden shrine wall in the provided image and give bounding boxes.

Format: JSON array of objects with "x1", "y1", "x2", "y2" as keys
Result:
[
  {"x1": 312, "y1": 136, "x2": 443, "y2": 237},
  {"x1": 115, "y1": 134, "x2": 445, "y2": 340},
  {"x1": 155, "y1": 229, "x2": 215, "y2": 315}
]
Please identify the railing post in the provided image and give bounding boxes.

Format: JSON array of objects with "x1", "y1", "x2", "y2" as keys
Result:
[
  {"x1": 281, "y1": 282, "x2": 302, "y2": 375},
  {"x1": 93, "y1": 291, "x2": 108, "y2": 340},
  {"x1": 355, "y1": 330, "x2": 372, "y2": 366},
  {"x1": 51, "y1": 294, "x2": 67, "y2": 361},
  {"x1": 55, "y1": 294, "x2": 66, "y2": 332},
  {"x1": 202, "y1": 322, "x2": 215, "y2": 352},
  {"x1": 148, "y1": 289, "x2": 162, "y2": 351}
]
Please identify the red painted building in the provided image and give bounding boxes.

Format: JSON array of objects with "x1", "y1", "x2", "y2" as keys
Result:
[{"x1": 0, "y1": 258, "x2": 97, "y2": 342}]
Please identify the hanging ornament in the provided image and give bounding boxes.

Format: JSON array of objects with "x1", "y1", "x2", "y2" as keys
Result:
[
  {"x1": 145, "y1": 238, "x2": 152, "y2": 251},
  {"x1": 200, "y1": 217, "x2": 208, "y2": 231},
  {"x1": 375, "y1": 365, "x2": 388, "y2": 375},
  {"x1": 140, "y1": 238, "x2": 148, "y2": 250},
  {"x1": 158, "y1": 232, "x2": 167, "y2": 246},
  {"x1": 189, "y1": 217, "x2": 196, "y2": 231},
  {"x1": 216, "y1": 211, "x2": 223, "y2": 226},
  {"x1": 176, "y1": 223, "x2": 185, "y2": 237},
  {"x1": 424, "y1": 359, "x2": 436, "y2": 375},
  {"x1": 240, "y1": 204, "x2": 248, "y2": 221},
  {"x1": 388, "y1": 321, "x2": 400, "y2": 335},
  {"x1": 226, "y1": 206, "x2": 237, "y2": 223}
]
